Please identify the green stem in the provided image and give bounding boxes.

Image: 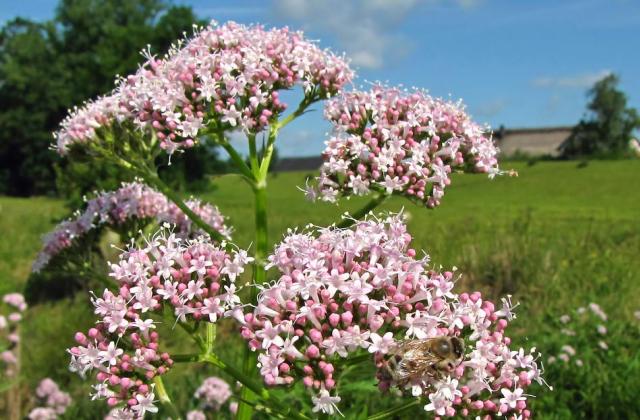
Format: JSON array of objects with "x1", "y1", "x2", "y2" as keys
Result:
[
  {"x1": 258, "y1": 128, "x2": 278, "y2": 180},
  {"x1": 253, "y1": 185, "x2": 269, "y2": 287},
  {"x1": 342, "y1": 352, "x2": 372, "y2": 366},
  {"x1": 258, "y1": 96, "x2": 316, "y2": 179},
  {"x1": 232, "y1": 95, "x2": 317, "y2": 420},
  {"x1": 153, "y1": 376, "x2": 182, "y2": 420},
  {"x1": 366, "y1": 399, "x2": 422, "y2": 420},
  {"x1": 278, "y1": 95, "x2": 318, "y2": 130},
  {"x1": 248, "y1": 133, "x2": 260, "y2": 176},
  {"x1": 204, "y1": 323, "x2": 216, "y2": 355},
  {"x1": 237, "y1": 178, "x2": 269, "y2": 420},
  {"x1": 200, "y1": 354, "x2": 310, "y2": 420},
  {"x1": 142, "y1": 171, "x2": 227, "y2": 244},
  {"x1": 213, "y1": 132, "x2": 255, "y2": 183},
  {"x1": 337, "y1": 193, "x2": 389, "y2": 229},
  {"x1": 171, "y1": 353, "x2": 200, "y2": 363}
]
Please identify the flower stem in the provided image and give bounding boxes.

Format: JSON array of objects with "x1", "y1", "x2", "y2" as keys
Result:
[
  {"x1": 236, "y1": 167, "x2": 269, "y2": 420},
  {"x1": 337, "y1": 193, "x2": 388, "y2": 229},
  {"x1": 229, "y1": 95, "x2": 316, "y2": 420},
  {"x1": 214, "y1": 133, "x2": 255, "y2": 183},
  {"x1": 200, "y1": 354, "x2": 310, "y2": 420},
  {"x1": 142, "y1": 170, "x2": 227, "y2": 244},
  {"x1": 153, "y1": 376, "x2": 182, "y2": 420},
  {"x1": 204, "y1": 322, "x2": 216, "y2": 355},
  {"x1": 366, "y1": 399, "x2": 422, "y2": 420}
]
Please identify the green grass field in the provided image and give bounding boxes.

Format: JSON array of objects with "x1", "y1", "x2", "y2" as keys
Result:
[{"x1": 1, "y1": 160, "x2": 639, "y2": 418}]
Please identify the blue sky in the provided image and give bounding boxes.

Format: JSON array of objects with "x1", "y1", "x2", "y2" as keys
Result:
[{"x1": 2, "y1": 0, "x2": 639, "y2": 156}]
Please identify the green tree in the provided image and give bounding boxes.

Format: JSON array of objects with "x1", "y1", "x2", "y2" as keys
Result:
[
  {"x1": 0, "y1": 19, "x2": 68, "y2": 195},
  {"x1": 0, "y1": 0, "x2": 222, "y2": 197},
  {"x1": 559, "y1": 74, "x2": 640, "y2": 158}
]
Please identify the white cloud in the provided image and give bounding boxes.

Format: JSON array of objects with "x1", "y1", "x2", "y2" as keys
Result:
[
  {"x1": 533, "y1": 70, "x2": 612, "y2": 88},
  {"x1": 272, "y1": 0, "x2": 423, "y2": 69}
]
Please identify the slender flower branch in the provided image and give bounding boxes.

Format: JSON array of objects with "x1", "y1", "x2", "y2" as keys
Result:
[
  {"x1": 90, "y1": 145, "x2": 230, "y2": 245},
  {"x1": 366, "y1": 400, "x2": 422, "y2": 420},
  {"x1": 142, "y1": 170, "x2": 228, "y2": 244},
  {"x1": 336, "y1": 193, "x2": 389, "y2": 229},
  {"x1": 247, "y1": 132, "x2": 260, "y2": 176},
  {"x1": 258, "y1": 127, "x2": 279, "y2": 181},
  {"x1": 170, "y1": 353, "x2": 200, "y2": 363},
  {"x1": 236, "y1": 94, "x2": 321, "y2": 419},
  {"x1": 153, "y1": 376, "x2": 182, "y2": 420},
  {"x1": 204, "y1": 323, "x2": 216, "y2": 355},
  {"x1": 199, "y1": 354, "x2": 310, "y2": 420},
  {"x1": 258, "y1": 95, "x2": 318, "y2": 179},
  {"x1": 209, "y1": 131, "x2": 256, "y2": 184},
  {"x1": 277, "y1": 94, "x2": 319, "y2": 131}
]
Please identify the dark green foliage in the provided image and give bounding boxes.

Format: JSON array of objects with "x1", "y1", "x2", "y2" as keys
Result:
[
  {"x1": 0, "y1": 0, "x2": 225, "y2": 197},
  {"x1": 0, "y1": 19, "x2": 68, "y2": 196},
  {"x1": 559, "y1": 74, "x2": 640, "y2": 158}
]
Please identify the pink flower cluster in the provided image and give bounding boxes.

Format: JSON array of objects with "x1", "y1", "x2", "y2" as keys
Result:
[
  {"x1": 1, "y1": 292, "x2": 26, "y2": 378},
  {"x1": 194, "y1": 376, "x2": 232, "y2": 411},
  {"x1": 28, "y1": 378, "x2": 72, "y2": 419},
  {"x1": 399, "y1": 290, "x2": 545, "y2": 418},
  {"x1": 33, "y1": 181, "x2": 230, "y2": 272},
  {"x1": 549, "y1": 302, "x2": 611, "y2": 365},
  {"x1": 68, "y1": 230, "x2": 250, "y2": 417},
  {"x1": 241, "y1": 214, "x2": 543, "y2": 417},
  {"x1": 308, "y1": 86, "x2": 500, "y2": 207},
  {"x1": 55, "y1": 21, "x2": 353, "y2": 155}
]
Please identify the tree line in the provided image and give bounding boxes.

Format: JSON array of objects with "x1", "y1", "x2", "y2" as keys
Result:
[{"x1": 0, "y1": 0, "x2": 227, "y2": 198}]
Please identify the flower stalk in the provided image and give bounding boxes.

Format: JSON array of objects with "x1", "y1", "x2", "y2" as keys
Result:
[
  {"x1": 142, "y1": 170, "x2": 228, "y2": 244},
  {"x1": 234, "y1": 95, "x2": 316, "y2": 420},
  {"x1": 153, "y1": 376, "x2": 182, "y2": 420},
  {"x1": 337, "y1": 192, "x2": 388, "y2": 229},
  {"x1": 366, "y1": 400, "x2": 422, "y2": 420}
]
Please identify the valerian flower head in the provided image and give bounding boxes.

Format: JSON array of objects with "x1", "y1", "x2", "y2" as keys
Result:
[
  {"x1": 240, "y1": 213, "x2": 543, "y2": 417},
  {"x1": 1, "y1": 292, "x2": 26, "y2": 378},
  {"x1": 54, "y1": 21, "x2": 353, "y2": 157},
  {"x1": 33, "y1": 181, "x2": 230, "y2": 272},
  {"x1": 29, "y1": 378, "x2": 72, "y2": 417},
  {"x1": 308, "y1": 85, "x2": 501, "y2": 207},
  {"x1": 68, "y1": 228, "x2": 250, "y2": 417},
  {"x1": 3, "y1": 293, "x2": 27, "y2": 312},
  {"x1": 194, "y1": 376, "x2": 232, "y2": 411}
]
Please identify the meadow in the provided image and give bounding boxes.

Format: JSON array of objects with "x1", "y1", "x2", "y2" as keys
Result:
[{"x1": 1, "y1": 160, "x2": 639, "y2": 418}]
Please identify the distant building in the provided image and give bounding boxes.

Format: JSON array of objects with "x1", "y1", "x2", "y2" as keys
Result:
[
  {"x1": 273, "y1": 156, "x2": 323, "y2": 172},
  {"x1": 494, "y1": 126, "x2": 572, "y2": 157},
  {"x1": 272, "y1": 126, "x2": 573, "y2": 172}
]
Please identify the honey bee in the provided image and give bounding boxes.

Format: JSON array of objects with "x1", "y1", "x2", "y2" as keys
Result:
[{"x1": 378, "y1": 337, "x2": 465, "y2": 389}]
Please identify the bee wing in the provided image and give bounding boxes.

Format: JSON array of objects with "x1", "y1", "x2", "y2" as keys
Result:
[
  {"x1": 393, "y1": 339, "x2": 429, "y2": 354},
  {"x1": 394, "y1": 339, "x2": 442, "y2": 380}
]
